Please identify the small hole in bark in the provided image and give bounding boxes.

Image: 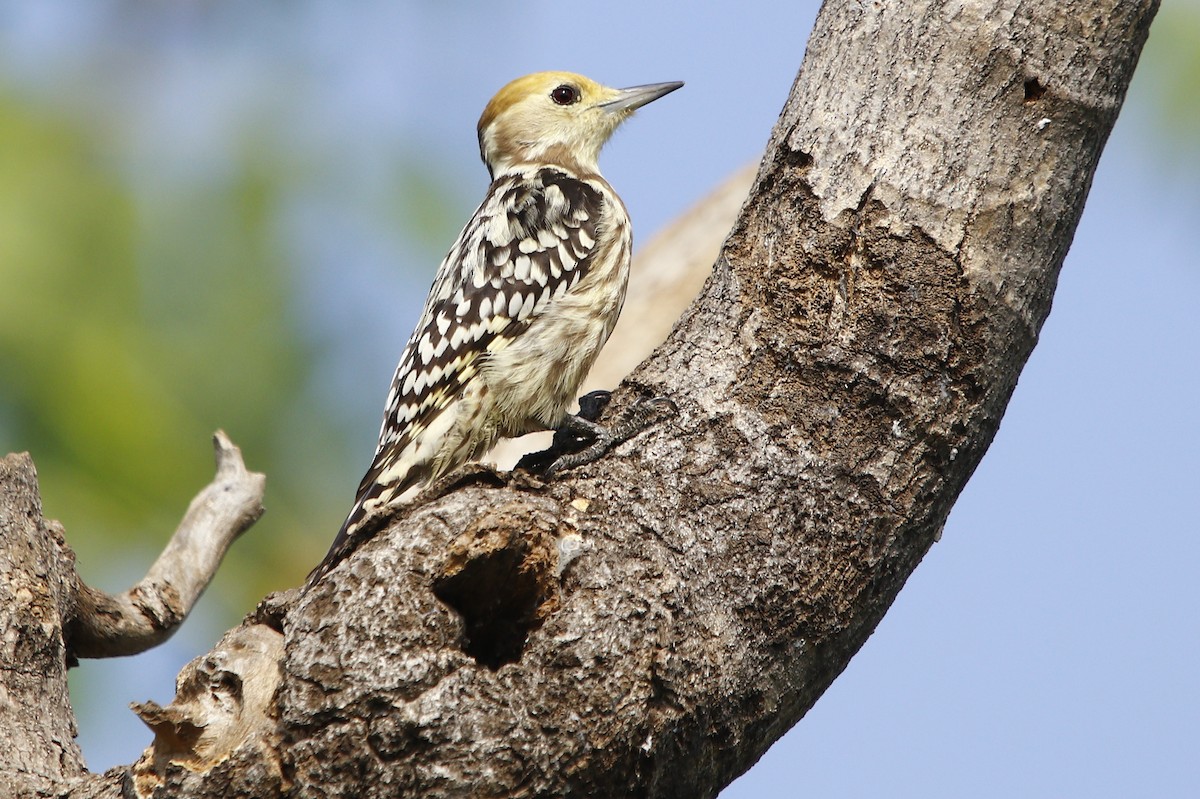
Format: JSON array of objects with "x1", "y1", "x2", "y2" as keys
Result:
[
  {"x1": 1023, "y1": 78, "x2": 1046, "y2": 103},
  {"x1": 787, "y1": 148, "x2": 814, "y2": 170},
  {"x1": 432, "y1": 505, "x2": 559, "y2": 669}
]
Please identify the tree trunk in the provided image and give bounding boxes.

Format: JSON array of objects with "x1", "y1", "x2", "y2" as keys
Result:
[
  {"x1": 0, "y1": 454, "x2": 86, "y2": 798},
  {"x1": 0, "y1": 1, "x2": 1159, "y2": 797}
]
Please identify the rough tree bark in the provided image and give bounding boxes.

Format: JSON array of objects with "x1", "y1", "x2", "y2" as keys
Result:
[
  {"x1": 0, "y1": 1, "x2": 1159, "y2": 797},
  {"x1": 1, "y1": 434, "x2": 264, "y2": 798}
]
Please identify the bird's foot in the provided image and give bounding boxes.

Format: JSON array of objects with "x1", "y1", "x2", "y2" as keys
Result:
[{"x1": 519, "y1": 391, "x2": 674, "y2": 478}]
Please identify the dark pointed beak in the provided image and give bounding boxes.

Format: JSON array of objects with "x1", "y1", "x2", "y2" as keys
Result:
[{"x1": 599, "y1": 81, "x2": 684, "y2": 113}]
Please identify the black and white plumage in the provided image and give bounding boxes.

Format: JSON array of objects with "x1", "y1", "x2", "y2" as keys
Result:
[
  {"x1": 344, "y1": 166, "x2": 620, "y2": 534},
  {"x1": 305, "y1": 71, "x2": 682, "y2": 590}
]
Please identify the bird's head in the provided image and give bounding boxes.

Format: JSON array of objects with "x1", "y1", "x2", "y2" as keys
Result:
[{"x1": 477, "y1": 71, "x2": 682, "y2": 178}]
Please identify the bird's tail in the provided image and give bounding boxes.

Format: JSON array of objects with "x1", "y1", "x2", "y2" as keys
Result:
[
  {"x1": 301, "y1": 443, "x2": 434, "y2": 592},
  {"x1": 301, "y1": 493, "x2": 373, "y2": 592}
]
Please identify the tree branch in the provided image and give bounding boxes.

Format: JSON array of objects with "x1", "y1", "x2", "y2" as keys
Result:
[
  {"x1": 1, "y1": 433, "x2": 264, "y2": 797},
  {"x1": 68, "y1": 431, "x2": 266, "y2": 659},
  {"x1": 273, "y1": 3, "x2": 1159, "y2": 797}
]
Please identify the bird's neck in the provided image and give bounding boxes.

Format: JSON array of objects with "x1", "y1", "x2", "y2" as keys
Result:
[{"x1": 486, "y1": 144, "x2": 603, "y2": 182}]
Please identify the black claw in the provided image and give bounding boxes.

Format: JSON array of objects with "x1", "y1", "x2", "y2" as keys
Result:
[{"x1": 517, "y1": 394, "x2": 674, "y2": 478}]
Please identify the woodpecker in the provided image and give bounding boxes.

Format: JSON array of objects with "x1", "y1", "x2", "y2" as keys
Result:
[{"x1": 304, "y1": 71, "x2": 682, "y2": 590}]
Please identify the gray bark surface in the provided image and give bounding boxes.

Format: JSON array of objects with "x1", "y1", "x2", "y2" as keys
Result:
[
  {"x1": 0, "y1": 1, "x2": 1158, "y2": 797},
  {"x1": 0, "y1": 454, "x2": 85, "y2": 798}
]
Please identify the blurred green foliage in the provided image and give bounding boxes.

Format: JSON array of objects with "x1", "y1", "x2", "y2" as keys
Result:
[{"x1": 0, "y1": 91, "x2": 346, "y2": 611}]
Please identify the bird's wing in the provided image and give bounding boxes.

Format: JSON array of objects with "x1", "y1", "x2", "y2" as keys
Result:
[
  {"x1": 375, "y1": 167, "x2": 605, "y2": 463},
  {"x1": 304, "y1": 168, "x2": 604, "y2": 588}
]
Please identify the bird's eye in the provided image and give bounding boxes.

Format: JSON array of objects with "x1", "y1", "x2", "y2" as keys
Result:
[{"x1": 550, "y1": 84, "x2": 580, "y2": 106}]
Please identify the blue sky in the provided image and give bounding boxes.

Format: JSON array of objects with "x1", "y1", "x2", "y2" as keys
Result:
[{"x1": 2, "y1": 1, "x2": 1197, "y2": 795}]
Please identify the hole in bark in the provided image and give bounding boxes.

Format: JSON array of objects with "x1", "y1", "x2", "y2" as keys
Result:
[
  {"x1": 1023, "y1": 78, "x2": 1046, "y2": 103},
  {"x1": 432, "y1": 503, "x2": 560, "y2": 669},
  {"x1": 786, "y1": 147, "x2": 814, "y2": 170}
]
